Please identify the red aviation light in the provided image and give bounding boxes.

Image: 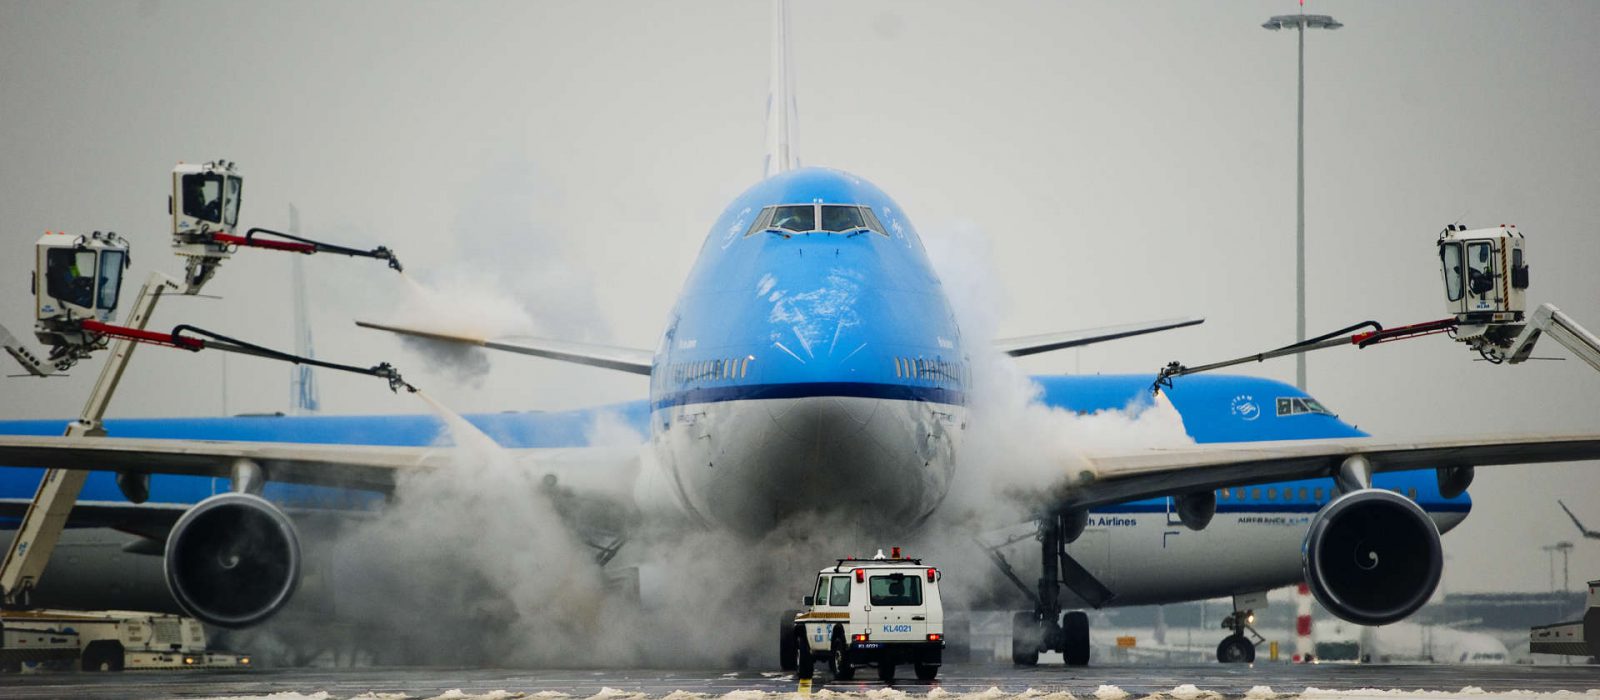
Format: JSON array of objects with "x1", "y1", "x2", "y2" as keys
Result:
[
  {"x1": 854, "y1": 568, "x2": 864, "y2": 583},
  {"x1": 927, "y1": 568, "x2": 937, "y2": 582}
]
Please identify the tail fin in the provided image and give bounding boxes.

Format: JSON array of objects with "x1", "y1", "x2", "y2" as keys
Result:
[
  {"x1": 288, "y1": 204, "x2": 320, "y2": 415},
  {"x1": 763, "y1": 0, "x2": 799, "y2": 178}
]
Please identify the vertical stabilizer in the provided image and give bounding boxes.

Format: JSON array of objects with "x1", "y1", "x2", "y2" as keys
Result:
[
  {"x1": 288, "y1": 205, "x2": 320, "y2": 415},
  {"x1": 763, "y1": 0, "x2": 800, "y2": 178}
]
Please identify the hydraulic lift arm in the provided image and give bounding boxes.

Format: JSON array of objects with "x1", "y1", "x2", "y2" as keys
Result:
[
  {"x1": 1, "y1": 160, "x2": 415, "y2": 607},
  {"x1": 1500, "y1": 304, "x2": 1600, "y2": 371},
  {"x1": 0, "y1": 271, "x2": 179, "y2": 606}
]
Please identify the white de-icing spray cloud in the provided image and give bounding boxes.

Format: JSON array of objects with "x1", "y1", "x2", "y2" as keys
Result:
[
  {"x1": 377, "y1": 160, "x2": 612, "y2": 387},
  {"x1": 321, "y1": 213, "x2": 1197, "y2": 668},
  {"x1": 917, "y1": 219, "x2": 1193, "y2": 535}
]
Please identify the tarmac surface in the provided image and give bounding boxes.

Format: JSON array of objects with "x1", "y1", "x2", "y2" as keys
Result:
[{"x1": 2, "y1": 662, "x2": 1599, "y2": 700}]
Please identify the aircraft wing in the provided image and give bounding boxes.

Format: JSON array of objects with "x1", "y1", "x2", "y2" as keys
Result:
[
  {"x1": 1031, "y1": 433, "x2": 1600, "y2": 512},
  {"x1": 995, "y1": 317, "x2": 1204, "y2": 357},
  {"x1": 0, "y1": 435, "x2": 640, "y2": 499},
  {"x1": 355, "y1": 320, "x2": 654, "y2": 375}
]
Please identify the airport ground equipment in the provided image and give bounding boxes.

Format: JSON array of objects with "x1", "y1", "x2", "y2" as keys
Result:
[
  {"x1": 0, "y1": 609, "x2": 250, "y2": 672},
  {"x1": 1154, "y1": 224, "x2": 1600, "y2": 391},
  {"x1": 786, "y1": 548, "x2": 945, "y2": 683},
  {"x1": 0, "y1": 160, "x2": 413, "y2": 666},
  {"x1": 170, "y1": 161, "x2": 401, "y2": 292},
  {"x1": 1529, "y1": 579, "x2": 1599, "y2": 661}
]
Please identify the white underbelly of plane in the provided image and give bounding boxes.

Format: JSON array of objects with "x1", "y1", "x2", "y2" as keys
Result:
[{"x1": 653, "y1": 396, "x2": 962, "y2": 533}]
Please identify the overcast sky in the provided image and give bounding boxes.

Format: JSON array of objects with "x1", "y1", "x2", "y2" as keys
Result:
[{"x1": 1, "y1": 0, "x2": 1597, "y2": 593}]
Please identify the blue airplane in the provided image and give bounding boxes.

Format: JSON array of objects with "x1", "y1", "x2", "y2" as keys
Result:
[{"x1": 1, "y1": 0, "x2": 1596, "y2": 672}]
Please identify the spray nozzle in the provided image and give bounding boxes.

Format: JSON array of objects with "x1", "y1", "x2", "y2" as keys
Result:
[{"x1": 371, "y1": 362, "x2": 417, "y2": 393}]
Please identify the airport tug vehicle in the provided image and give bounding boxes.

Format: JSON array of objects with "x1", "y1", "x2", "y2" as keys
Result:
[
  {"x1": 0, "y1": 161, "x2": 409, "y2": 671},
  {"x1": 782, "y1": 548, "x2": 944, "y2": 682}
]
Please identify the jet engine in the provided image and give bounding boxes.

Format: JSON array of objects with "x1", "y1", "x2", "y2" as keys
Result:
[
  {"x1": 1174, "y1": 491, "x2": 1216, "y2": 531},
  {"x1": 1302, "y1": 488, "x2": 1442, "y2": 626},
  {"x1": 164, "y1": 493, "x2": 302, "y2": 628}
]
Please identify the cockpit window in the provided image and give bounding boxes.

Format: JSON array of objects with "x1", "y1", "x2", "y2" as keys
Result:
[
  {"x1": 743, "y1": 207, "x2": 775, "y2": 237},
  {"x1": 746, "y1": 204, "x2": 888, "y2": 237},
  {"x1": 820, "y1": 205, "x2": 866, "y2": 233},
  {"x1": 770, "y1": 205, "x2": 815, "y2": 232},
  {"x1": 860, "y1": 206, "x2": 887, "y2": 235}
]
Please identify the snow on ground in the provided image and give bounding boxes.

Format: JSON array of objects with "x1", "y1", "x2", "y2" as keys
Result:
[{"x1": 196, "y1": 686, "x2": 1600, "y2": 700}]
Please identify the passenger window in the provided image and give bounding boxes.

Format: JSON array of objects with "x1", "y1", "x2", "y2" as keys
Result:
[
  {"x1": 1298, "y1": 487, "x2": 1308, "y2": 501},
  {"x1": 1219, "y1": 487, "x2": 1230, "y2": 499},
  {"x1": 815, "y1": 577, "x2": 830, "y2": 606},
  {"x1": 1251, "y1": 488, "x2": 1261, "y2": 500},
  {"x1": 770, "y1": 205, "x2": 815, "y2": 232},
  {"x1": 1408, "y1": 487, "x2": 1418, "y2": 500},
  {"x1": 829, "y1": 576, "x2": 851, "y2": 606},
  {"x1": 1314, "y1": 487, "x2": 1324, "y2": 501},
  {"x1": 1267, "y1": 488, "x2": 1278, "y2": 500},
  {"x1": 820, "y1": 205, "x2": 866, "y2": 233}
]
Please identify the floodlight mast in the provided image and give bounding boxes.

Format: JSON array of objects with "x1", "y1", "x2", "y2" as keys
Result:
[{"x1": 1263, "y1": 12, "x2": 1341, "y2": 390}]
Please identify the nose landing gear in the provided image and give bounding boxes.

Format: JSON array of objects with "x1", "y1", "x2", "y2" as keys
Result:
[{"x1": 1217, "y1": 609, "x2": 1264, "y2": 663}]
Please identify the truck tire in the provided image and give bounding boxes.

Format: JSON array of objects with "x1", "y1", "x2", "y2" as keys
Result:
[
  {"x1": 1011, "y1": 611, "x2": 1040, "y2": 666},
  {"x1": 780, "y1": 609, "x2": 800, "y2": 670},
  {"x1": 914, "y1": 663, "x2": 938, "y2": 681},
  {"x1": 877, "y1": 661, "x2": 896, "y2": 682},
  {"x1": 795, "y1": 629, "x2": 814, "y2": 680},
  {"x1": 1062, "y1": 610, "x2": 1090, "y2": 666},
  {"x1": 81, "y1": 640, "x2": 124, "y2": 672},
  {"x1": 830, "y1": 631, "x2": 855, "y2": 680}
]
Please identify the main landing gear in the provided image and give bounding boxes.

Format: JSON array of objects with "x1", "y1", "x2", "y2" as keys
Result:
[
  {"x1": 1217, "y1": 609, "x2": 1264, "y2": 663},
  {"x1": 986, "y1": 510, "x2": 1111, "y2": 667}
]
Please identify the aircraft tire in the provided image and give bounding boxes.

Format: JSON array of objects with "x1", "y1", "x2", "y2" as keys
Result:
[
  {"x1": 1217, "y1": 634, "x2": 1255, "y2": 663},
  {"x1": 780, "y1": 610, "x2": 800, "y2": 670},
  {"x1": 1062, "y1": 610, "x2": 1090, "y2": 666},
  {"x1": 1011, "y1": 611, "x2": 1040, "y2": 666}
]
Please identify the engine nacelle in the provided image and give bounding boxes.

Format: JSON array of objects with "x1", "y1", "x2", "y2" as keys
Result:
[
  {"x1": 1302, "y1": 488, "x2": 1442, "y2": 626},
  {"x1": 164, "y1": 493, "x2": 302, "y2": 629},
  {"x1": 1062, "y1": 509, "x2": 1088, "y2": 543},
  {"x1": 1436, "y1": 465, "x2": 1474, "y2": 500},
  {"x1": 1174, "y1": 492, "x2": 1216, "y2": 531}
]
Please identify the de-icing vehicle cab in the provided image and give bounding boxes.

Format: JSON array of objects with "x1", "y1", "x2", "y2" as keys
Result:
[{"x1": 780, "y1": 548, "x2": 944, "y2": 683}]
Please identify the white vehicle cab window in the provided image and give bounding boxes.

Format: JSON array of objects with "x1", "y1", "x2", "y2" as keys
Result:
[
  {"x1": 814, "y1": 577, "x2": 830, "y2": 606},
  {"x1": 869, "y1": 574, "x2": 922, "y2": 606},
  {"x1": 829, "y1": 576, "x2": 851, "y2": 606}
]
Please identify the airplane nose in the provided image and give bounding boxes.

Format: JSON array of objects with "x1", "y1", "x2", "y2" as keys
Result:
[{"x1": 697, "y1": 392, "x2": 946, "y2": 533}]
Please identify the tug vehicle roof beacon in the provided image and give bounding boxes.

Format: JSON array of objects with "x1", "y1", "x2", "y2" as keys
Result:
[{"x1": 783, "y1": 547, "x2": 945, "y2": 683}]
